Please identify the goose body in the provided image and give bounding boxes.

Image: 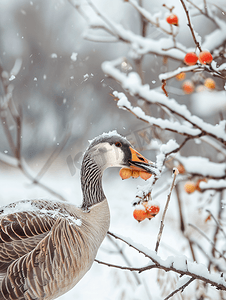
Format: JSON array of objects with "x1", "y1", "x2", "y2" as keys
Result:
[{"x1": 0, "y1": 132, "x2": 157, "y2": 300}]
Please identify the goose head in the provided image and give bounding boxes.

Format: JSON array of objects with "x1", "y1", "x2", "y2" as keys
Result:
[
  {"x1": 81, "y1": 131, "x2": 158, "y2": 208},
  {"x1": 85, "y1": 131, "x2": 158, "y2": 175}
]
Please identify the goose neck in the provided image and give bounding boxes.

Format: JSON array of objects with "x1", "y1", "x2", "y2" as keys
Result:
[{"x1": 81, "y1": 152, "x2": 105, "y2": 209}]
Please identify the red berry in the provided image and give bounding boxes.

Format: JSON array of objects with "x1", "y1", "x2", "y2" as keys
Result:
[
  {"x1": 198, "y1": 51, "x2": 213, "y2": 65},
  {"x1": 143, "y1": 201, "x2": 160, "y2": 219},
  {"x1": 133, "y1": 205, "x2": 147, "y2": 222},
  {"x1": 182, "y1": 80, "x2": 195, "y2": 94},
  {"x1": 166, "y1": 14, "x2": 179, "y2": 26},
  {"x1": 184, "y1": 52, "x2": 198, "y2": 66}
]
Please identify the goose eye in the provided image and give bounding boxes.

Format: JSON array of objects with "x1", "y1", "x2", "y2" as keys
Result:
[{"x1": 115, "y1": 142, "x2": 122, "y2": 147}]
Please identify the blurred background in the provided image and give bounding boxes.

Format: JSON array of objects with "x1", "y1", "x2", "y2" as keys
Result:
[{"x1": 0, "y1": 0, "x2": 224, "y2": 162}]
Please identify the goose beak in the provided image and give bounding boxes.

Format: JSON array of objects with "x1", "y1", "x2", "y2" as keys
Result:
[{"x1": 128, "y1": 147, "x2": 159, "y2": 176}]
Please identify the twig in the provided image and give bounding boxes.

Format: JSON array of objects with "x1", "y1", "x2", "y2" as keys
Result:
[
  {"x1": 203, "y1": 0, "x2": 208, "y2": 15},
  {"x1": 155, "y1": 169, "x2": 178, "y2": 252},
  {"x1": 186, "y1": 0, "x2": 218, "y2": 26},
  {"x1": 128, "y1": 0, "x2": 172, "y2": 35},
  {"x1": 179, "y1": 0, "x2": 202, "y2": 51},
  {"x1": 188, "y1": 223, "x2": 226, "y2": 261},
  {"x1": 106, "y1": 235, "x2": 141, "y2": 285},
  {"x1": 20, "y1": 158, "x2": 67, "y2": 201},
  {"x1": 206, "y1": 208, "x2": 226, "y2": 240},
  {"x1": 34, "y1": 131, "x2": 71, "y2": 182},
  {"x1": 164, "y1": 277, "x2": 195, "y2": 300},
  {"x1": 165, "y1": 136, "x2": 192, "y2": 156},
  {"x1": 193, "y1": 240, "x2": 225, "y2": 272},
  {"x1": 175, "y1": 184, "x2": 185, "y2": 233},
  {"x1": 161, "y1": 80, "x2": 168, "y2": 97},
  {"x1": 86, "y1": 0, "x2": 120, "y2": 39}
]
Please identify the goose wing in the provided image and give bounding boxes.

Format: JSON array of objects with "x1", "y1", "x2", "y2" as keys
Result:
[
  {"x1": 0, "y1": 210, "x2": 55, "y2": 274},
  {"x1": 0, "y1": 200, "x2": 80, "y2": 276},
  {"x1": 0, "y1": 200, "x2": 84, "y2": 300}
]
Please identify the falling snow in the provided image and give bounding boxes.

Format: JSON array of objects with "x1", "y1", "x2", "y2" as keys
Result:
[{"x1": 71, "y1": 52, "x2": 78, "y2": 61}]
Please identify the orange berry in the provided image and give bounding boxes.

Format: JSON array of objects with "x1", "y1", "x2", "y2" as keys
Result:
[
  {"x1": 133, "y1": 205, "x2": 147, "y2": 222},
  {"x1": 204, "y1": 78, "x2": 215, "y2": 90},
  {"x1": 176, "y1": 72, "x2": 186, "y2": 81},
  {"x1": 166, "y1": 14, "x2": 179, "y2": 26},
  {"x1": 184, "y1": 181, "x2": 196, "y2": 194},
  {"x1": 196, "y1": 178, "x2": 207, "y2": 192},
  {"x1": 177, "y1": 164, "x2": 185, "y2": 174},
  {"x1": 139, "y1": 171, "x2": 152, "y2": 180},
  {"x1": 143, "y1": 201, "x2": 160, "y2": 219},
  {"x1": 184, "y1": 52, "x2": 198, "y2": 66},
  {"x1": 132, "y1": 170, "x2": 140, "y2": 178},
  {"x1": 182, "y1": 80, "x2": 195, "y2": 94},
  {"x1": 198, "y1": 51, "x2": 213, "y2": 65},
  {"x1": 119, "y1": 168, "x2": 132, "y2": 180}
]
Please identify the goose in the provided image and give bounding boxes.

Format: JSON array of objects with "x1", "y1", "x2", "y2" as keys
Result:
[{"x1": 0, "y1": 131, "x2": 158, "y2": 300}]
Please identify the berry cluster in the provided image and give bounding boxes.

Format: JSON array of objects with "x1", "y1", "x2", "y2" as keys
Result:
[
  {"x1": 184, "y1": 51, "x2": 213, "y2": 66},
  {"x1": 133, "y1": 201, "x2": 160, "y2": 222},
  {"x1": 119, "y1": 168, "x2": 152, "y2": 180},
  {"x1": 175, "y1": 72, "x2": 216, "y2": 94}
]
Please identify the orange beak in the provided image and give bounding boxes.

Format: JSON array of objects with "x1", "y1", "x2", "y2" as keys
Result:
[{"x1": 129, "y1": 147, "x2": 159, "y2": 176}]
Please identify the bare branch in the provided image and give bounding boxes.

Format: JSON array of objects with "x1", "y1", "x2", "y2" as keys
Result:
[
  {"x1": 155, "y1": 169, "x2": 178, "y2": 252},
  {"x1": 179, "y1": 0, "x2": 202, "y2": 51},
  {"x1": 188, "y1": 223, "x2": 226, "y2": 261},
  {"x1": 164, "y1": 277, "x2": 195, "y2": 300}
]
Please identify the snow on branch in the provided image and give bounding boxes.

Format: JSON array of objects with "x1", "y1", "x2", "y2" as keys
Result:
[
  {"x1": 106, "y1": 232, "x2": 226, "y2": 292},
  {"x1": 73, "y1": 0, "x2": 188, "y2": 61},
  {"x1": 176, "y1": 154, "x2": 226, "y2": 179},
  {"x1": 103, "y1": 58, "x2": 226, "y2": 145},
  {"x1": 133, "y1": 140, "x2": 179, "y2": 203},
  {"x1": 113, "y1": 91, "x2": 200, "y2": 137},
  {"x1": 159, "y1": 65, "x2": 200, "y2": 81},
  {"x1": 126, "y1": 0, "x2": 171, "y2": 35},
  {"x1": 200, "y1": 179, "x2": 226, "y2": 191}
]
